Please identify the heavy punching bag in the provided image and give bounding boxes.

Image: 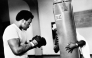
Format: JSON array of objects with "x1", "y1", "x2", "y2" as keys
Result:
[{"x1": 53, "y1": 0, "x2": 80, "y2": 58}]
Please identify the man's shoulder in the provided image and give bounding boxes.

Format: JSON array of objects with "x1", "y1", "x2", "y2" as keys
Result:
[
  {"x1": 3, "y1": 24, "x2": 18, "y2": 40},
  {"x1": 4, "y1": 24, "x2": 16, "y2": 32}
]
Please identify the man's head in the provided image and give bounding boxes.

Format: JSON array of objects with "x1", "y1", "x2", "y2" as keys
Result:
[{"x1": 16, "y1": 10, "x2": 34, "y2": 30}]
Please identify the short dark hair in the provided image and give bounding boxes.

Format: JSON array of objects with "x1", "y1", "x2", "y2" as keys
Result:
[{"x1": 16, "y1": 10, "x2": 34, "y2": 21}]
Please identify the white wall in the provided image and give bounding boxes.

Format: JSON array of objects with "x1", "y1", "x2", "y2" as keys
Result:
[
  {"x1": 72, "y1": 0, "x2": 92, "y2": 54},
  {"x1": 38, "y1": 0, "x2": 92, "y2": 54},
  {"x1": 72, "y1": 0, "x2": 92, "y2": 12},
  {"x1": 38, "y1": 0, "x2": 60, "y2": 55},
  {"x1": 76, "y1": 27, "x2": 92, "y2": 54}
]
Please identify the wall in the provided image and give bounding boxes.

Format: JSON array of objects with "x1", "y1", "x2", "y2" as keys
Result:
[
  {"x1": 38, "y1": 0, "x2": 60, "y2": 55},
  {"x1": 0, "y1": 0, "x2": 10, "y2": 58},
  {"x1": 72, "y1": 0, "x2": 92, "y2": 12},
  {"x1": 72, "y1": 0, "x2": 92, "y2": 54},
  {"x1": 38, "y1": 0, "x2": 92, "y2": 54}
]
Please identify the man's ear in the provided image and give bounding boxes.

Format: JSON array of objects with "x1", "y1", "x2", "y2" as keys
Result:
[{"x1": 21, "y1": 19, "x2": 26, "y2": 24}]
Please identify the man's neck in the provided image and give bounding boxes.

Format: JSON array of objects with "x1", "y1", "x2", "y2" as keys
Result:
[{"x1": 14, "y1": 21, "x2": 22, "y2": 30}]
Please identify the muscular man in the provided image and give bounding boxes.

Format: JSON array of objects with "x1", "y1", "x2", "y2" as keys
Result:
[{"x1": 2, "y1": 10, "x2": 46, "y2": 58}]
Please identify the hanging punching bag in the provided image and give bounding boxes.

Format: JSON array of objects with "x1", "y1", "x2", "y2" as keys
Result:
[{"x1": 53, "y1": 0, "x2": 80, "y2": 58}]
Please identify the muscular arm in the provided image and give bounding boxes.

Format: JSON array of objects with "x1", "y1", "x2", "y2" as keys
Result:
[{"x1": 8, "y1": 38, "x2": 37, "y2": 56}]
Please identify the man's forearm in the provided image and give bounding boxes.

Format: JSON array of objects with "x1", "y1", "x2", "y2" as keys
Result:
[
  {"x1": 15, "y1": 42, "x2": 35, "y2": 55},
  {"x1": 76, "y1": 40, "x2": 86, "y2": 47}
]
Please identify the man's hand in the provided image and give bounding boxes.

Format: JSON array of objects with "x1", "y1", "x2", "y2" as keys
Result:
[
  {"x1": 30, "y1": 35, "x2": 46, "y2": 48},
  {"x1": 54, "y1": 44, "x2": 59, "y2": 53},
  {"x1": 65, "y1": 42, "x2": 78, "y2": 53}
]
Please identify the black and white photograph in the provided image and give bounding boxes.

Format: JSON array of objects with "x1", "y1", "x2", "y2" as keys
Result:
[{"x1": 0, "y1": 0, "x2": 92, "y2": 58}]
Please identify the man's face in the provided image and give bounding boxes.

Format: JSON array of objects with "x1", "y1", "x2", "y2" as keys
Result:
[{"x1": 22, "y1": 18, "x2": 32, "y2": 30}]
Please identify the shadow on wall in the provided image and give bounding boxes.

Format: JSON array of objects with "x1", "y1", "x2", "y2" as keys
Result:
[
  {"x1": 23, "y1": 0, "x2": 38, "y2": 10},
  {"x1": 0, "y1": 21, "x2": 10, "y2": 36},
  {"x1": 0, "y1": 21, "x2": 10, "y2": 58}
]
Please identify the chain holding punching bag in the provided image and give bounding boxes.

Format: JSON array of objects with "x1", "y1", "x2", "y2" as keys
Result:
[{"x1": 53, "y1": 0, "x2": 80, "y2": 58}]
